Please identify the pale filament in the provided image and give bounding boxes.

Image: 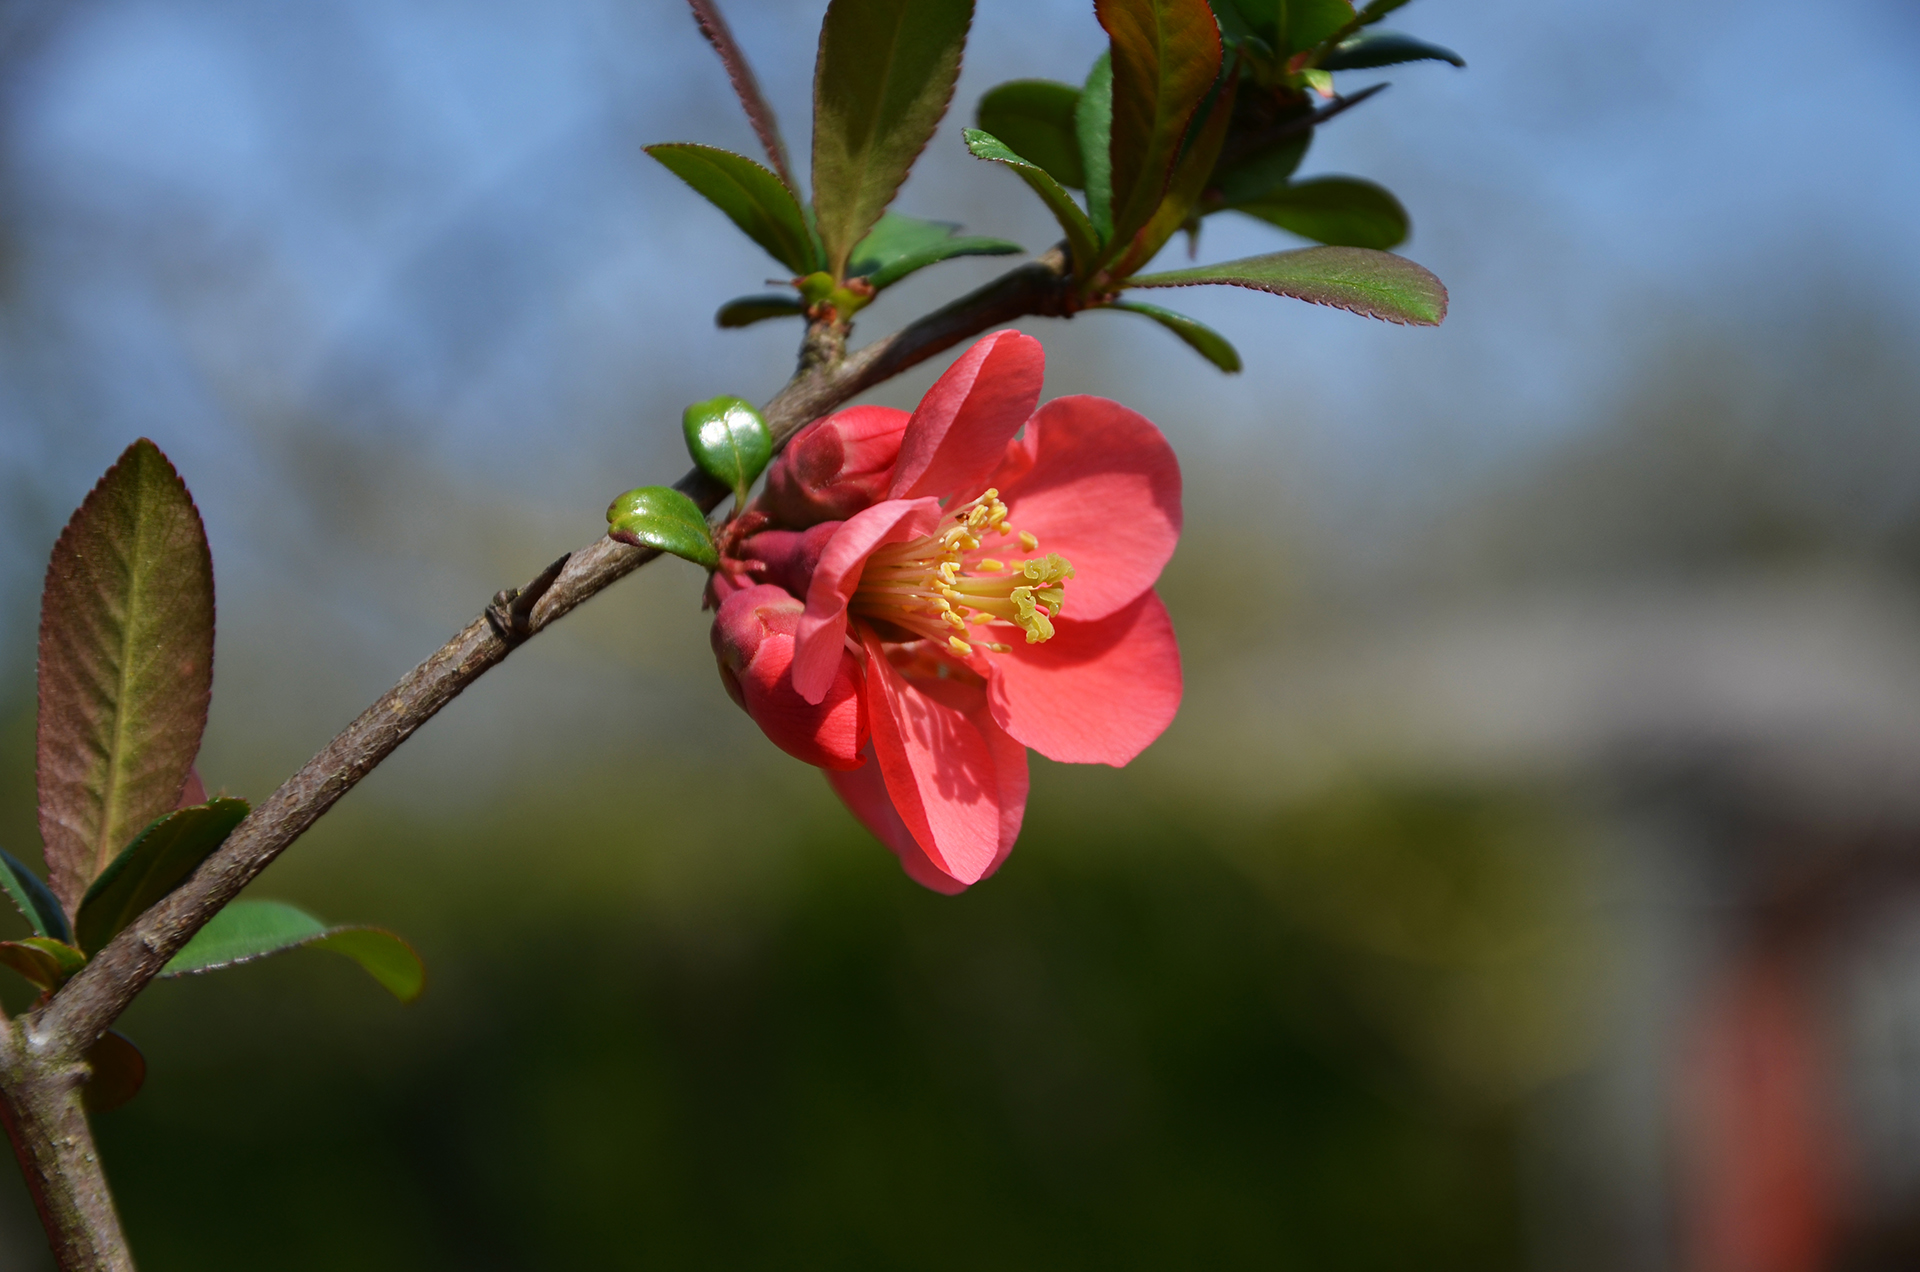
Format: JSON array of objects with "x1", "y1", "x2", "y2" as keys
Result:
[{"x1": 850, "y1": 489, "x2": 1074, "y2": 658}]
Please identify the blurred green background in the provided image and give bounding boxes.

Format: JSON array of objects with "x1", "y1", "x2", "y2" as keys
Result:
[{"x1": 1, "y1": 0, "x2": 1919, "y2": 1267}]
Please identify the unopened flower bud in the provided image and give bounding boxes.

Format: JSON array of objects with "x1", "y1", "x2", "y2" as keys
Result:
[
  {"x1": 710, "y1": 585, "x2": 866, "y2": 769},
  {"x1": 764, "y1": 405, "x2": 909, "y2": 527}
]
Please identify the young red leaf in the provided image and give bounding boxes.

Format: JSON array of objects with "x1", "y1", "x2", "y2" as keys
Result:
[
  {"x1": 1126, "y1": 244, "x2": 1447, "y2": 324},
  {"x1": 811, "y1": 0, "x2": 974, "y2": 279},
  {"x1": 1094, "y1": 0, "x2": 1222, "y2": 260},
  {"x1": 684, "y1": 0, "x2": 798, "y2": 192},
  {"x1": 37, "y1": 439, "x2": 214, "y2": 914}
]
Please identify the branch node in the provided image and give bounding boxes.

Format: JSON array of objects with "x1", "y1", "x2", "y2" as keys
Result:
[{"x1": 486, "y1": 553, "x2": 570, "y2": 645}]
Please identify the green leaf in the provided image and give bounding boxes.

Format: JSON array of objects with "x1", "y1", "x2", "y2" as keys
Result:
[
  {"x1": 1095, "y1": 0, "x2": 1223, "y2": 257},
  {"x1": 1104, "y1": 300, "x2": 1243, "y2": 371},
  {"x1": 74, "y1": 798, "x2": 249, "y2": 956},
  {"x1": 82, "y1": 1030, "x2": 145, "y2": 1114},
  {"x1": 683, "y1": 396, "x2": 774, "y2": 505},
  {"x1": 0, "y1": 937, "x2": 87, "y2": 993},
  {"x1": 716, "y1": 293, "x2": 807, "y2": 328},
  {"x1": 606, "y1": 487, "x2": 719, "y2": 570},
  {"x1": 963, "y1": 130, "x2": 1102, "y2": 276},
  {"x1": 37, "y1": 439, "x2": 215, "y2": 914},
  {"x1": 1355, "y1": 0, "x2": 1412, "y2": 26},
  {"x1": 1076, "y1": 52, "x2": 1115, "y2": 242},
  {"x1": 0, "y1": 847, "x2": 70, "y2": 943},
  {"x1": 1283, "y1": 0, "x2": 1356, "y2": 52},
  {"x1": 1322, "y1": 29, "x2": 1464, "y2": 69},
  {"x1": 644, "y1": 144, "x2": 823, "y2": 275},
  {"x1": 847, "y1": 212, "x2": 1022, "y2": 289},
  {"x1": 976, "y1": 80, "x2": 1084, "y2": 189},
  {"x1": 1212, "y1": 130, "x2": 1311, "y2": 205},
  {"x1": 161, "y1": 900, "x2": 426, "y2": 1003},
  {"x1": 1207, "y1": 0, "x2": 1258, "y2": 40},
  {"x1": 810, "y1": 0, "x2": 975, "y2": 279},
  {"x1": 1109, "y1": 75, "x2": 1237, "y2": 278},
  {"x1": 1127, "y1": 244, "x2": 1447, "y2": 324},
  {"x1": 1233, "y1": 176, "x2": 1409, "y2": 248}
]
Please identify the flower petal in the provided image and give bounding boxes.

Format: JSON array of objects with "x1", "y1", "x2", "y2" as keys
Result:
[
  {"x1": 988, "y1": 395, "x2": 1183, "y2": 622},
  {"x1": 765, "y1": 405, "x2": 911, "y2": 526},
  {"x1": 825, "y1": 749, "x2": 968, "y2": 895},
  {"x1": 712, "y1": 585, "x2": 867, "y2": 769},
  {"x1": 888, "y1": 330, "x2": 1045, "y2": 502},
  {"x1": 793, "y1": 498, "x2": 940, "y2": 703},
  {"x1": 988, "y1": 591, "x2": 1182, "y2": 766},
  {"x1": 863, "y1": 629, "x2": 1027, "y2": 886}
]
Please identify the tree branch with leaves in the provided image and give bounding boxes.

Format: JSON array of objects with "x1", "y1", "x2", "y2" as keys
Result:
[{"x1": 0, "y1": 0, "x2": 1461, "y2": 1265}]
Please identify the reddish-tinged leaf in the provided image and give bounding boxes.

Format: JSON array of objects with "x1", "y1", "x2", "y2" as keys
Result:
[
  {"x1": 1094, "y1": 0, "x2": 1222, "y2": 258},
  {"x1": 82, "y1": 1031, "x2": 145, "y2": 1114},
  {"x1": 1109, "y1": 75, "x2": 1237, "y2": 278},
  {"x1": 1126, "y1": 244, "x2": 1447, "y2": 324},
  {"x1": 684, "y1": 0, "x2": 798, "y2": 192},
  {"x1": 811, "y1": 0, "x2": 974, "y2": 279},
  {"x1": 37, "y1": 440, "x2": 214, "y2": 914}
]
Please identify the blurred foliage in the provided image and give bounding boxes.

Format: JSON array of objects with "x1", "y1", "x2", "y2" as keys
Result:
[{"x1": 0, "y1": 704, "x2": 1590, "y2": 1268}]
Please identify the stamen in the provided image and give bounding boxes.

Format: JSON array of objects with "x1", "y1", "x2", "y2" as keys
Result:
[
  {"x1": 948, "y1": 636, "x2": 973, "y2": 656},
  {"x1": 1018, "y1": 531, "x2": 1038, "y2": 551},
  {"x1": 978, "y1": 559, "x2": 1004, "y2": 572}
]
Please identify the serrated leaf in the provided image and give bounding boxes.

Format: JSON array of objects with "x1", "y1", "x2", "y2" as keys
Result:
[
  {"x1": 683, "y1": 396, "x2": 773, "y2": 503},
  {"x1": 0, "y1": 937, "x2": 87, "y2": 992},
  {"x1": 82, "y1": 1030, "x2": 144, "y2": 1114},
  {"x1": 1355, "y1": 0, "x2": 1412, "y2": 26},
  {"x1": 1105, "y1": 300, "x2": 1243, "y2": 371},
  {"x1": 1322, "y1": 29, "x2": 1464, "y2": 69},
  {"x1": 645, "y1": 144, "x2": 822, "y2": 275},
  {"x1": 716, "y1": 293, "x2": 806, "y2": 328},
  {"x1": 1076, "y1": 53, "x2": 1115, "y2": 242},
  {"x1": 161, "y1": 899, "x2": 425, "y2": 1003},
  {"x1": 0, "y1": 847, "x2": 70, "y2": 942},
  {"x1": 976, "y1": 80, "x2": 1084, "y2": 189},
  {"x1": 1207, "y1": 0, "x2": 1257, "y2": 40},
  {"x1": 848, "y1": 212, "x2": 1021, "y2": 289},
  {"x1": 1127, "y1": 244, "x2": 1447, "y2": 324},
  {"x1": 74, "y1": 798, "x2": 249, "y2": 955},
  {"x1": 811, "y1": 0, "x2": 974, "y2": 279},
  {"x1": 1212, "y1": 130, "x2": 1311, "y2": 205},
  {"x1": 964, "y1": 130, "x2": 1101, "y2": 276},
  {"x1": 37, "y1": 439, "x2": 215, "y2": 914},
  {"x1": 1284, "y1": 0, "x2": 1356, "y2": 52},
  {"x1": 606, "y1": 486, "x2": 719, "y2": 569},
  {"x1": 1233, "y1": 175, "x2": 1408, "y2": 248},
  {"x1": 1110, "y1": 74, "x2": 1236, "y2": 277},
  {"x1": 1095, "y1": 0, "x2": 1223, "y2": 260},
  {"x1": 685, "y1": 0, "x2": 798, "y2": 190}
]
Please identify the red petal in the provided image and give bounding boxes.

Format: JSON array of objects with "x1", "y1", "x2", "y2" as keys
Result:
[
  {"x1": 712, "y1": 586, "x2": 867, "y2": 769},
  {"x1": 988, "y1": 395, "x2": 1182, "y2": 622},
  {"x1": 888, "y1": 330, "x2": 1045, "y2": 502},
  {"x1": 863, "y1": 629, "x2": 1027, "y2": 886},
  {"x1": 825, "y1": 750, "x2": 969, "y2": 895},
  {"x1": 792, "y1": 498, "x2": 940, "y2": 704},
  {"x1": 988, "y1": 591, "x2": 1181, "y2": 766}
]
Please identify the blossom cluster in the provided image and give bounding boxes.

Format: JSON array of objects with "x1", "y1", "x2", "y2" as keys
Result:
[{"x1": 708, "y1": 332, "x2": 1183, "y2": 892}]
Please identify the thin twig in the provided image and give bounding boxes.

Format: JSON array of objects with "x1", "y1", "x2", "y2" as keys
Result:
[
  {"x1": 684, "y1": 0, "x2": 797, "y2": 194},
  {"x1": 26, "y1": 247, "x2": 1073, "y2": 1062}
]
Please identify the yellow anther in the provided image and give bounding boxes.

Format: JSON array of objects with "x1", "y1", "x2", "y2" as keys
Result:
[
  {"x1": 948, "y1": 636, "x2": 974, "y2": 656},
  {"x1": 986, "y1": 642, "x2": 1012, "y2": 653},
  {"x1": 1018, "y1": 531, "x2": 1038, "y2": 551},
  {"x1": 970, "y1": 612, "x2": 994, "y2": 624},
  {"x1": 978, "y1": 558, "x2": 1004, "y2": 572},
  {"x1": 944, "y1": 612, "x2": 968, "y2": 630}
]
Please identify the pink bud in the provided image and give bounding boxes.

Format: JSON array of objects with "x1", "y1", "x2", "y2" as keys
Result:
[
  {"x1": 764, "y1": 405, "x2": 910, "y2": 527},
  {"x1": 710, "y1": 585, "x2": 866, "y2": 769}
]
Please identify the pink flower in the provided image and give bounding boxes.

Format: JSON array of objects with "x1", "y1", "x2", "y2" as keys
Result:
[{"x1": 709, "y1": 330, "x2": 1183, "y2": 892}]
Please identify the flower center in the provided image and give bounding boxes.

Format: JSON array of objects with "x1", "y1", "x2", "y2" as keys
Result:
[{"x1": 850, "y1": 489, "x2": 1074, "y2": 659}]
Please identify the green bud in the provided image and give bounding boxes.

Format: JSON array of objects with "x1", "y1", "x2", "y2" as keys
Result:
[
  {"x1": 798, "y1": 271, "x2": 836, "y2": 306},
  {"x1": 682, "y1": 395, "x2": 773, "y2": 506},
  {"x1": 606, "y1": 486, "x2": 718, "y2": 569}
]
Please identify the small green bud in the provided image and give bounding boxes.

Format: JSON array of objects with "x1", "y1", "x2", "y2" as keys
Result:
[
  {"x1": 682, "y1": 395, "x2": 773, "y2": 506},
  {"x1": 798, "y1": 271, "x2": 836, "y2": 305},
  {"x1": 607, "y1": 486, "x2": 718, "y2": 569}
]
